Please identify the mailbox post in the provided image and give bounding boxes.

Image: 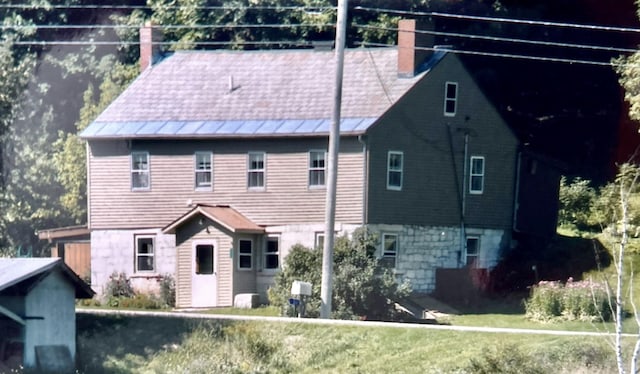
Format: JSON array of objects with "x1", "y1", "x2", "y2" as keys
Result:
[{"x1": 290, "y1": 280, "x2": 312, "y2": 318}]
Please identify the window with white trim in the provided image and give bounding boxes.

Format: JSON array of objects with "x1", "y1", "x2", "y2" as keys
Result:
[
  {"x1": 264, "y1": 236, "x2": 279, "y2": 270},
  {"x1": 238, "y1": 239, "x2": 253, "y2": 269},
  {"x1": 444, "y1": 81, "x2": 458, "y2": 116},
  {"x1": 465, "y1": 236, "x2": 480, "y2": 267},
  {"x1": 248, "y1": 152, "x2": 265, "y2": 189},
  {"x1": 194, "y1": 152, "x2": 212, "y2": 190},
  {"x1": 309, "y1": 150, "x2": 326, "y2": 187},
  {"x1": 131, "y1": 151, "x2": 150, "y2": 190},
  {"x1": 135, "y1": 236, "x2": 155, "y2": 272},
  {"x1": 469, "y1": 156, "x2": 485, "y2": 194},
  {"x1": 380, "y1": 233, "x2": 398, "y2": 268},
  {"x1": 387, "y1": 151, "x2": 403, "y2": 190}
]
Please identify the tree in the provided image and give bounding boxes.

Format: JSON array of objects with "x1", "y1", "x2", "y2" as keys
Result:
[
  {"x1": 53, "y1": 60, "x2": 138, "y2": 223},
  {"x1": 268, "y1": 227, "x2": 411, "y2": 320}
]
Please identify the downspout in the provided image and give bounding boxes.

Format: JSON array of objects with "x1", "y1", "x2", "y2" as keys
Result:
[
  {"x1": 461, "y1": 132, "x2": 469, "y2": 267},
  {"x1": 512, "y1": 150, "x2": 522, "y2": 233},
  {"x1": 446, "y1": 124, "x2": 466, "y2": 267},
  {"x1": 358, "y1": 134, "x2": 369, "y2": 225}
]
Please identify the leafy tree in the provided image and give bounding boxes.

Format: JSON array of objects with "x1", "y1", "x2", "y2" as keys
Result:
[
  {"x1": 53, "y1": 60, "x2": 138, "y2": 223},
  {"x1": 268, "y1": 227, "x2": 411, "y2": 320}
]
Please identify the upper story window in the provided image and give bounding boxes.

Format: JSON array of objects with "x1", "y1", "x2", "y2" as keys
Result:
[
  {"x1": 465, "y1": 236, "x2": 480, "y2": 267},
  {"x1": 238, "y1": 239, "x2": 253, "y2": 270},
  {"x1": 387, "y1": 151, "x2": 403, "y2": 190},
  {"x1": 264, "y1": 236, "x2": 280, "y2": 270},
  {"x1": 194, "y1": 152, "x2": 212, "y2": 190},
  {"x1": 380, "y1": 233, "x2": 398, "y2": 268},
  {"x1": 444, "y1": 82, "x2": 458, "y2": 117},
  {"x1": 469, "y1": 156, "x2": 485, "y2": 194},
  {"x1": 135, "y1": 235, "x2": 155, "y2": 272},
  {"x1": 248, "y1": 152, "x2": 265, "y2": 189},
  {"x1": 131, "y1": 151, "x2": 150, "y2": 190},
  {"x1": 309, "y1": 150, "x2": 326, "y2": 188}
]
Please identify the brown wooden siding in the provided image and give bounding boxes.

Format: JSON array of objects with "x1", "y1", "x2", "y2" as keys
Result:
[
  {"x1": 366, "y1": 53, "x2": 519, "y2": 230},
  {"x1": 88, "y1": 137, "x2": 365, "y2": 230},
  {"x1": 51, "y1": 242, "x2": 91, "y2": 280}
]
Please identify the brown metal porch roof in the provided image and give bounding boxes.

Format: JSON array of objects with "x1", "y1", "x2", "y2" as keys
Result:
[{"x1": 162, "y1": 204, "x2": 264, "y2": 234}]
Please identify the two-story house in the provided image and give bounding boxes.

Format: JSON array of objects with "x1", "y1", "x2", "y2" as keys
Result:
[{"x1": 79, "y1": 19, "x2": 560, "y2": 308}]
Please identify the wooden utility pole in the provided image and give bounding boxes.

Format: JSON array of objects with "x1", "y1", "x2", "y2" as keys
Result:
[{"x1": 320, "y1": 0, "x2": 348, "y2": 319}]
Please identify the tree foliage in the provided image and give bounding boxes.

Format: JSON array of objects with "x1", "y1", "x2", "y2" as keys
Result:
[{"x1": 268, "y1": 227, "x2": 411, "y2": 320}]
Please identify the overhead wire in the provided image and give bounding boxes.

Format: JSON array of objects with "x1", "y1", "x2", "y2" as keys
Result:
[{"x1": 0, "y1": 4, "x2": 637, "y2": 67}]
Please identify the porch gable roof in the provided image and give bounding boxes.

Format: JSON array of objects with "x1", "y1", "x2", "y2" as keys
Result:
[{"x1": 162, "y1": 204, "x2": 264, "y2": 234}]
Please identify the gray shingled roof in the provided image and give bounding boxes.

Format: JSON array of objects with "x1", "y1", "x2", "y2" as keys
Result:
[
  {"x1": 82, "y1": 47, "x2": 429, "y2": 139},
  {"x1": 0, "y1": 258, "x2": 94, "y2": 298}
]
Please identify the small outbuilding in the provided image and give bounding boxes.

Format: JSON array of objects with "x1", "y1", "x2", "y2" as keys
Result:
[{"x1": 0, "y1": 258, "x2": 94, "y2": 372}]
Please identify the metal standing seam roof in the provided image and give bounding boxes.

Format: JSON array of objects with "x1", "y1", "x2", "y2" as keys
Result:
[
  {"x1": 82, "y1": 118, "x2": 377, "y2": 139},
  {"x1": 80, "y1": 47, "x2": 446, "y2": 140}
]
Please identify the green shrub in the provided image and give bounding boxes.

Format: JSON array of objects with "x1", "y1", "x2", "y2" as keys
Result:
[
  {"x1": 558, "y1": 176, "x2": 596, "y2": 230},
  {"x1": 159, "y1": 273, "x2": 176, "y2": 308},
  {"x1": 118, "y1": 293, "x2": 162, "y2": 309},
  {"x1": 105, "y1": 271, "x2": 135, "y2": 298},
  {"x1": 525, "y1": 278, "x2": 613, "y2": 322},
  {"x1": 268, "y1": 227, "x2": 411, "y2": 320}
]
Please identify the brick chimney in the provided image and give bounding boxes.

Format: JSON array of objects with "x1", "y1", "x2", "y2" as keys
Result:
[
  {"x1": 139, "y1": 21, "x2": 163, "y2": 72},
  {"x1": 397, "y1": 19, "x2": 434, "y2": 78}
]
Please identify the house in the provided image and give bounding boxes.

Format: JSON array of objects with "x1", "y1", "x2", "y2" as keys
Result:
[
  {"x1": 79, "y1": 19, "x2": 561, "y2": 308},
  {"x1": 38, "y1": 225, "x2": 91, "y2": 282},
  {"x1": 0, "y1": 258, "x2": 94, "y2": 372}
]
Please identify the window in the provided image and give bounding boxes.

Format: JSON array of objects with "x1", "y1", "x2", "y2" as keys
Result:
[
  {"x1": 248, "y1": 152, "x2": 265, "y2": 189},
  {"x1": 135, "y1": 236, "x2": 155, "y2": 272},
  {"x1": 131, "y1": 151, "x2": 150, "y2": 190},
  {"x1": 309, "y1": 150, "x2": 326, "y2": 187},
  {"x1": 465, "y1": 236, "x2": 480, "y2": 267},
  {"x1": 195, "y1": 152, "x2": 212, "y2": 189},
  {"x1": 238, "y1": 239, "x2": 252, "y2": 269},
  {"x1": 387, "y1": 151, "x2": 403, "y2": 190},
  {"x1": 469, "y1": 156, "x2": 485, "y2": 194},
  {"x1": 380, "y1": 234, "x2": 398, "y2": 268},
  {"x1": 195, "y1": 244, "x2": 214, "y2": 274},
  {"x1": 444, "y1": 82, "x2": 458, "y2": 116},
  {"x1": 264, "y1": 237, "x2": 279, "y2": 270}
]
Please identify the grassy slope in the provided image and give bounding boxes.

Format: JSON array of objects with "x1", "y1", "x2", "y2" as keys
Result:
[{"x1": 76, "y1": 314, "x2": 620, "y2": 373}]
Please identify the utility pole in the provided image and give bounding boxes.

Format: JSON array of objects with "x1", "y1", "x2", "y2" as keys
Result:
[{"x1": 320, "y1": 0, "x2": 348, "y2": 319}]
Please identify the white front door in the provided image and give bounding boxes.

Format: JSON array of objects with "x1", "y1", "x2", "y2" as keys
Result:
[{"x1": 191, "y1": 241, "x2": 217, "y2": 308}]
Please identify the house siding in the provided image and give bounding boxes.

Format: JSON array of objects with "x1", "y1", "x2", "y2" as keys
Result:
[
  {"x1": 175, "y1": 217, "x2": 235, "y2": 308},
  {"x1": 87, "y1": 137, "x2": 365, "y2": 230},
  {"x1": 366, "y1": 53, "x2": 519, "y2": 230}
]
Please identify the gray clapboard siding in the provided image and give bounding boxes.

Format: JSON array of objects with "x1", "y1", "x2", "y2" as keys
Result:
[{"x1": 366, "y1": 53, "x2": 519, "y2": 230}]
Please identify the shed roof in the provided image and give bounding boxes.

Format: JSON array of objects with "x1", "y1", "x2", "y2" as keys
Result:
[
  {"x1": 163, "y1": 204, "x2": 265, "y2": 234},
  {"x1": 81, "y1": 48, "x2": 444, "y2": 139},
  {"x1": 0, "y1": 258, "x2": 94, "y2": 298}
]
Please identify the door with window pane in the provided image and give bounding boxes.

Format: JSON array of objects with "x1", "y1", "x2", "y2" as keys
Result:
[{"x1": 192, "y1": 242, "x2": 217, "y2": 307}]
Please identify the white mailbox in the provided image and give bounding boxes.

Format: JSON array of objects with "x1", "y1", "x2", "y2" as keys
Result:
[{"x1": 291, "y1": 280, "x2": 312, "y2": 296}]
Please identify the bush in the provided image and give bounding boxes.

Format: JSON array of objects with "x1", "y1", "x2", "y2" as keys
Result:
[
  {"x1": 268, "y1": 227, "x2": 411, "y2": 320},
  {"x1": 558, "y1": 176, "x2": 597, "y2": 230},
  {"x1": 465, "y1": 344, "x2": 546, "y2": 374},
  {"x1": 159, "y1": 273, "x2": 176, "y2": 308},
  {"x1": 525, "y1": 278, "x2": 613, "y2": 322},
  {"x1": 105, "y1": 271, "x2": 135, "y2": 299}
]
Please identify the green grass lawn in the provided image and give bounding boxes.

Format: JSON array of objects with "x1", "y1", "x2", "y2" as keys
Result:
[{"x1": 76, "y1": 313, "x2": 623, "y2": 374}]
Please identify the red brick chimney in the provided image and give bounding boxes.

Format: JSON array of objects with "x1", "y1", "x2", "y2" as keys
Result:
[
  {"x1": 397, "y1": 19, "x2": 434, "y2": 78},
  {"x1": 139, "y1": 21, "x2": 163, "y2": 72}
]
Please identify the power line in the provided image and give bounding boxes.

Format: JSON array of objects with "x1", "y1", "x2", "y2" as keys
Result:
[
  {"x1": 359, "y1": 42, "x2": 626, "y2": 67},
  {"x1": 355, "y1": 24, "x2": 637, "y2": 54},
  {"x1": 0, "y1": 4, "x2": 335, "y2": 11},
  {"x1": 1, "y1": 23, "x2": 334, "y2": 30},
  {"x1": 353, "y1": 6, "x2": 640, "y2": 34}
]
